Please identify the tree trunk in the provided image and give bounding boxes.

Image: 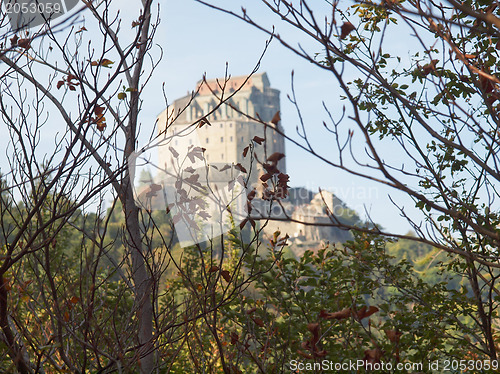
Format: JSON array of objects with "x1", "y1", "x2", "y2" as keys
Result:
[{"x1": 124, "y1": 184, "x2": 154, "y2": 373}]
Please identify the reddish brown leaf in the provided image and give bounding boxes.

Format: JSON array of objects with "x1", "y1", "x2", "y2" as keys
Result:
[
  {"x1": 96, "y1": 115, "x2": 106, "y2": 131},
  {"x1": 340, "y1": 22, "x2": 355, "y2": 39},
  {"x1": 246, "y1": 307, "x2": 257, "y2": 315},
  {"x1": 422, "y1": 59, "x2": 439, "y2": 76},
  {"x1": 385, "y1": 329, "x2": 402, "y2": 343},
  {"x1": 357, "y1": 305, "x2": 379, "y2": 320},
  {"x1": 230, "y1": 331, "x2": 239, "y2": 345},
  {"x1": 242, "y1": 146, "x2": 249, "y2": 157},
  {"x1": 70, "y1": 296, "x2": 80, "y2": 304},
  {"x1": 307, "y1": 322, "x2": 320, "y2": 336},
  {"x1": 319, "y1": 307, "x2": 351, "y2": 320},
  {"x1": 235, "y1": 163, "x2": 247, "y2": 173},
  {"x1": 364, "y1": 348, "x2": 383, "y2": 364},
  {"x1": 239, "y1": 218, "x2": 248, "y2": 229},
  {"x1": 17, "y1": 38, "x2": 30, "y2": 49},
  {"x1": 10, "y1": 35, "x2": 18, "y2": 46},
  {"x1": 260, "y1": 173, "x2": 272, "y2": 182},
  {"x1": 209, "y1": 265, "x2": 219, "y2": 273},
  {"x1": 100, "y1": 58, "x2": 114, "y2": 67},
  {"x1": 252, "y1": 317, "x2": 265, "y2": 327},
  {"x1": 57, "y1": 80, "x2": 64, "y2": 89},
  {"x1": 267, "y1": 152, "x2": 285, "y2": 163},
  {"x1": 247, "y1": 189, "x2": 256, "y2": 200},
  {"x1": 198, "y1": 118, "x2": 210, "y2": 128},
  {"x1": 271, "y1": 111, "x2": 280, "y2": 125},
  {"x1": 253, "y1": 136, "x2": 265, "y2": 145},
  {"x1": 94, "y1": 105, "x2": 105, "y2": 116},
  {"x1": 220, "y1": 269, "x2": 231, "y2": 282},
  {"x1": 297, "y1": 350, "x2": 314, "y2": 359}
]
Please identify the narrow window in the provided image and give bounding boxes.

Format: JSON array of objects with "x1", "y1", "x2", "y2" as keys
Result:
[
  {"x1": 221, "y1": 137, "x2": 224, "y2": 142},
  {"x1": 206, "y1": 138, "x2": 209, "y2": 143},
  {"x1": 230, "y1": 136, "x2": 233, "y2": 142}
]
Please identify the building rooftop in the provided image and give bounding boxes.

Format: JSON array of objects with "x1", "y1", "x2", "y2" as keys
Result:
[{"x1": 196, "y1": 72, "x2": 271, "y2": 96}]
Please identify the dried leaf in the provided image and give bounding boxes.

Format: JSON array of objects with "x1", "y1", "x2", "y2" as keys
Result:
[
  {"x1": 247, "y1": 189, "x2": 256, "y2": 200},
  {"x1": 246, "y1": 307, "x2": 257, "y2": 315},
  {"x1": 364, "y1": 348, "x2": 383, "y2": 364},
  {"x1": 319, "y1": 307, "x2": 351, "y2": 320},
  {"x1": 253, "y1": 136, "x2": 265, "y2": 145},
  {"x1": 385, "y1": 329, "x2": 402, "y2": 343},
  {"x1": 100, "y1": 59, "x2": 114, "y2": 67},
  {"x1": 96, "y1": 115, "x2": 106, "y2": 132},
  {"x1": 242, "y1": 146, "x2": 249, "y2": 157},
  {"x1": 91, "y1": 59, "x2": 114, "y2": 68},
  {"x1": 297, "y1": 350, "x2": 314, "y2": 359},
  {"x1": 94, "y1": 106, "x2": 104, "y2": 116},
  {"x1": 239, "y1": 218, "x2": 248, "y2": 229},
  {"x1": 252, "y1": 317, "x2": 265, "y2": 327},
  {"x1": 235, "y1": 163, "x2": 247, "y2": 173},
  {"x1": 340, "y1": 22, "x2": 355, "y2": 39},
  {"x1": 422, "y1": 59, "x2": 438, "y2": 76},
  {"x1": 70, "y1": 296, "x2": 80, "y2": 304},
  {"x1": 260, "y1": 173, "x2": 272, "y2": 182},
  {"x1": 271, "y1": 111, "x2": 280, "y2": 125},
  {"x1": 220, "y1": 269, "x2": 231, "y2": 282},
  {"x1": 357, "y1": 305, "x2": 379, "y2": 320},
  {"x1": 10, "y1": 35, "x2": 18, "y2": 46},
  {"x1": 208, "y1": 265, "x2": 219, "y2": 273},
  {"x1": 267, "y1": 152, "x2": 285, "y2": 163},
  {"x1": 17, "y1": 38, "x2": 30, "y2": 49},
  {"x1": 169, "y1": 146, "x2": 179, "y2": 158}
]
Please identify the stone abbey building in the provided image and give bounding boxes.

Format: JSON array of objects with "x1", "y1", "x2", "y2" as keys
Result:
[
  {"x1": 157, "y1": 73, "x2": 286, "y2": 189},
  {"x1": 150, "y1": 73, "x2": 352, "y2": 247}
]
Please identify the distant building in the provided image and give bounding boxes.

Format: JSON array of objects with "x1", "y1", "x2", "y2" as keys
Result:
[
  {"x1": 145, "y1": 73, "x2": 353, "y2": 249},
  {"x1": 156, "y1": 72, "x2": 286, "y2": 189}
]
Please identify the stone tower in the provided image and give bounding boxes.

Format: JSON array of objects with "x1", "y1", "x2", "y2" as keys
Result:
[{"x1": 156, "y1": 73, "x2": 286, "y2": 189}]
